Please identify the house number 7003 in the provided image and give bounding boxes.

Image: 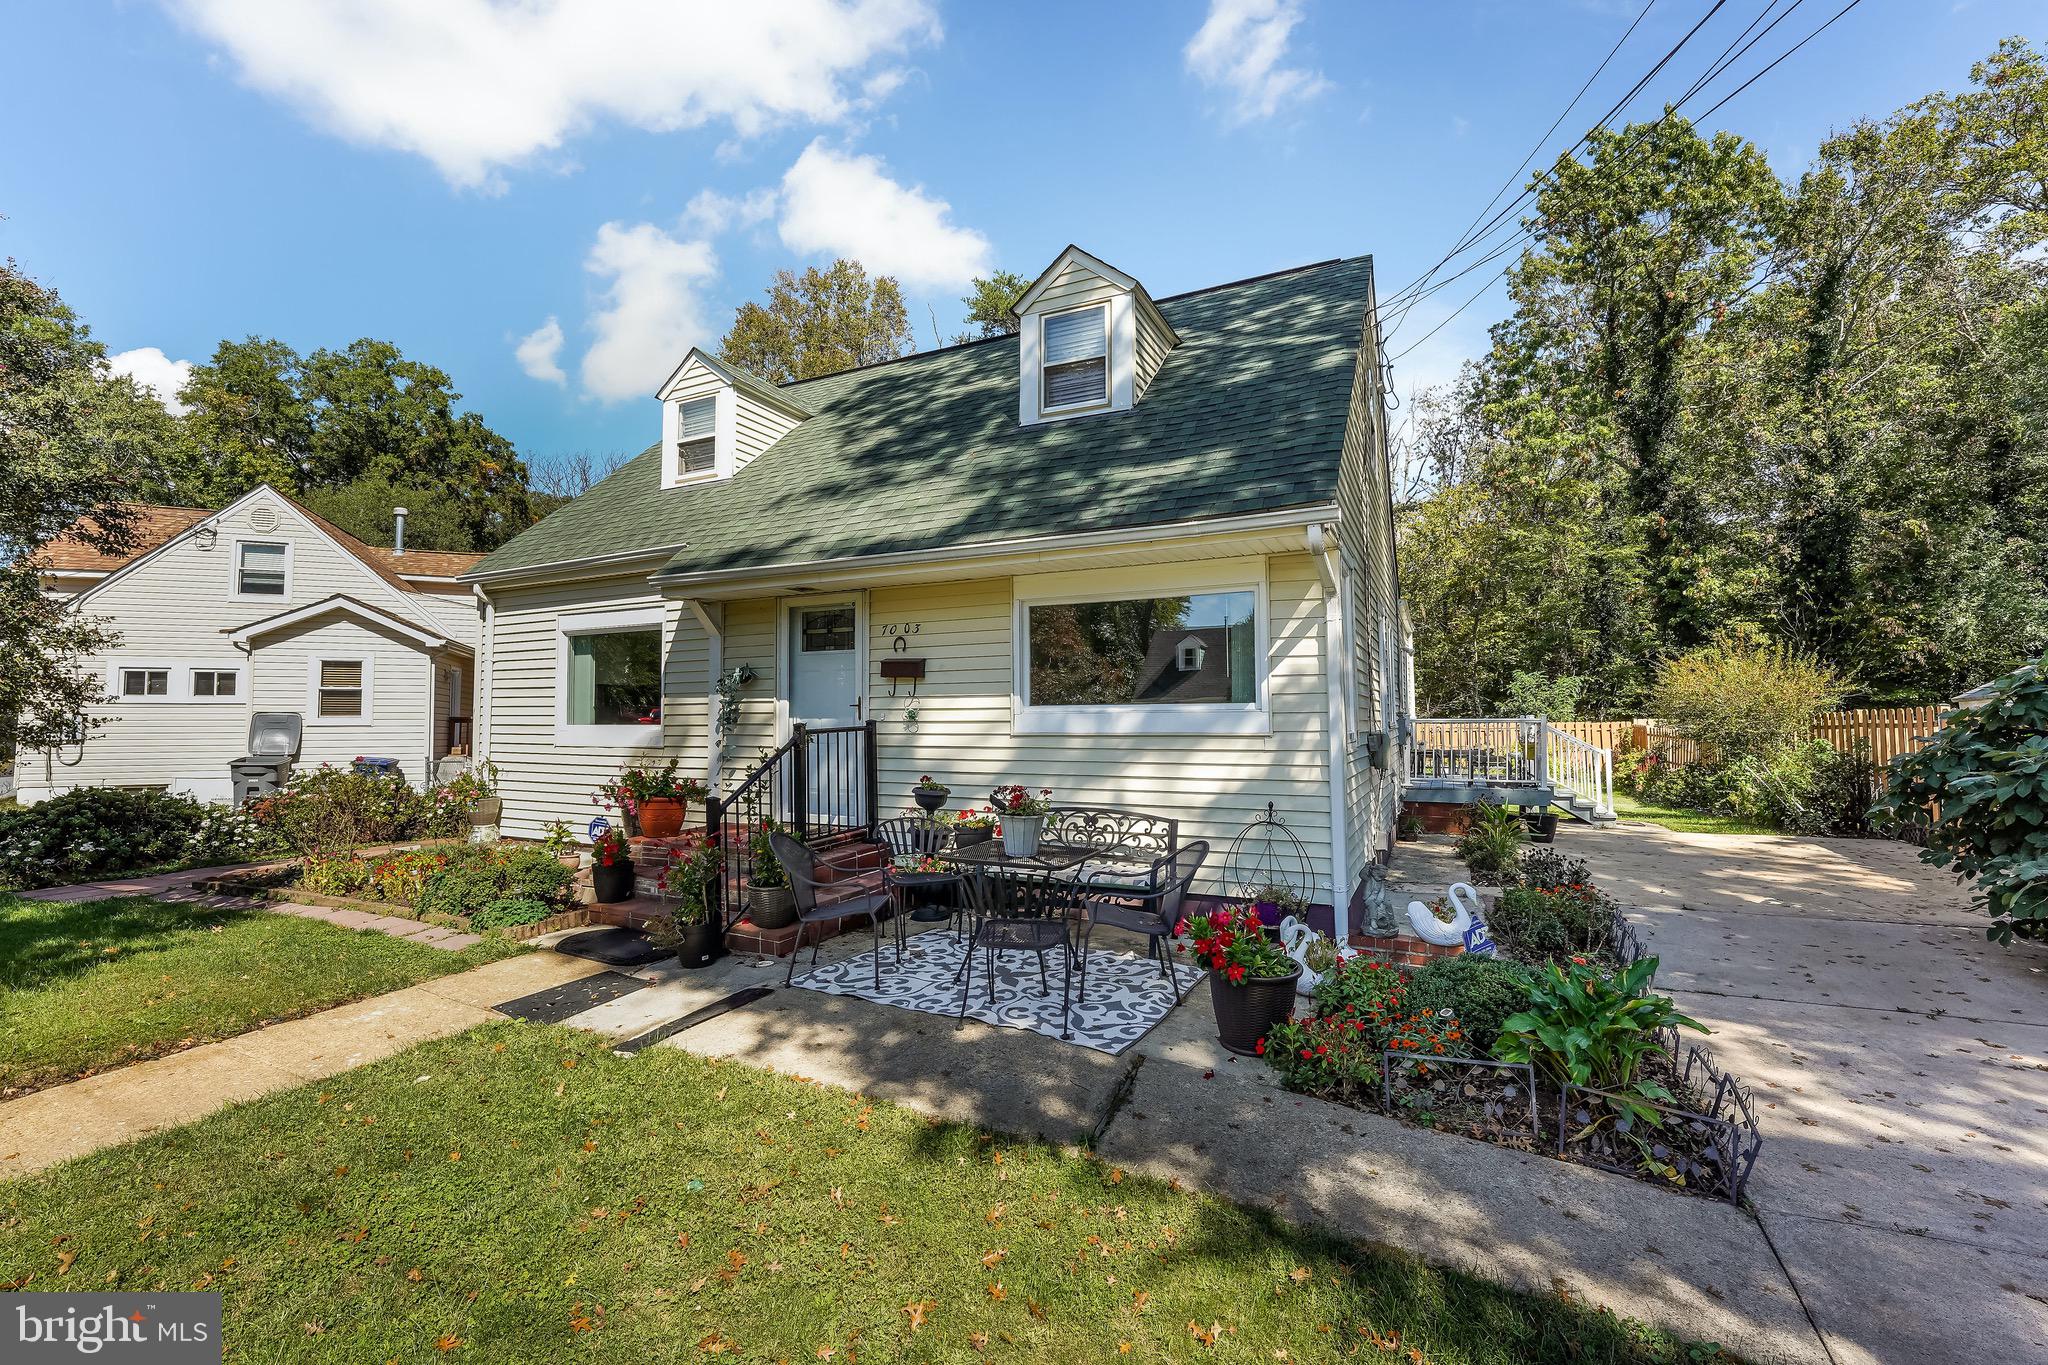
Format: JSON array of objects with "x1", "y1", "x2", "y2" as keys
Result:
[{"x1": 880, "y1": 623, "x2": 921, "y2": 636}]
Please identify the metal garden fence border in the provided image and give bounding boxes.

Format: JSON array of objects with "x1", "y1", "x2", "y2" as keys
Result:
[{"x1": 1381, "y1": 1052, "x2": 1541, "y2": 1147}]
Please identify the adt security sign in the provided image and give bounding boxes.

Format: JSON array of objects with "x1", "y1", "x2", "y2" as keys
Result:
[
  {"x1": 587, "y1": 815, "x2": 611, "y2": 842},
  {"x1": 1462, "y1": 913, "x2": 1499, "y2": 958}
]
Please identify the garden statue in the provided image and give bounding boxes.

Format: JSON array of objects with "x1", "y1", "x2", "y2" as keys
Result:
[
  {"x1": 1362, "y1": 860, "x2": 1399, "y2": 936},
  {"x1": 1406, "y1": 882, "x2": 1497, "y2": 956},
  {"x1": 1275, "y1": 916, "x2": 1357, "y2": 996}
]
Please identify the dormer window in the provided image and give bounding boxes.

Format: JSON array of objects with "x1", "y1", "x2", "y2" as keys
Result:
[
  {"x1": 677, "y1": 396, "x2": 716, "y2": 476},
  {"x1": 1041, "y1": 305, "x2": 1108, "y2": 412}
]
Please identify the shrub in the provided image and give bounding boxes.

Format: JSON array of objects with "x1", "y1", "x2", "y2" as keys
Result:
[
  {"x1": 1403, "y1": 954, "x2": 1537, "y2": 1054},
  {"x1": 1518, "y1": 846, "x2": 1589, "y2": 891},
  {"x1": 298, "y1": 851, "x2": 374, "y2": 898},
  {"x1": 0, "y1": 788, "x2": 278, "y2": 890},
  {"x1": 1726, "y1": 738, "x2": 1876, "y2": 836},
  {"x1": 1875, "y1": 657, "x2": 2048, "y2": 942},
  {"x1": 469, "y1": 897, "x2": 556, "y2": 931},
  {"x1": 411, "y1": 845, "x2": 573, "y2": 919},
  {"x1": 1453, "y1": 802, "x2": 1525, "y2": 883},
  {"x1": 1311, "y1": 956, "x2": 1407, "y2": 1037},
  {"x1": 1648, "y1": 640, "x2": 1845, "y2": 765},
  {"x1": 248, "y1": 766, "x2": 440, "y2": 853},
  {"x1": 1485, "y1": 883, "x2": 1619, "y2": 964}
]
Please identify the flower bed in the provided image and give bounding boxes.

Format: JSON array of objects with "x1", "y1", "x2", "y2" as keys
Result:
[{"x1": 223, "y1": 839, "x2": 582, "y2": 938}]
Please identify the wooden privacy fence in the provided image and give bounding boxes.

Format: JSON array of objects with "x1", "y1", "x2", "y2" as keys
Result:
[{"x1": 1555, "y1": 706, "x2": 1943, "y2": 767}]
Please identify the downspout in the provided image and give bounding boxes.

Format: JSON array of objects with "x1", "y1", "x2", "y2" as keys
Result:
[
  {"x1": 1306, "y1": 524, "x2": 1352, "y2": 943},
  {"x1": 682, "y1": 599, "x2": 724, "y2": 792},
  {"x1": 473, "y1": 585, "x2": 493, "y2": 770}
]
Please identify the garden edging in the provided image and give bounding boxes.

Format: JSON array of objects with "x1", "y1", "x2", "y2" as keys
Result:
[{"x1": 203, "y1": 877, "x2": 592, "y2": 941}]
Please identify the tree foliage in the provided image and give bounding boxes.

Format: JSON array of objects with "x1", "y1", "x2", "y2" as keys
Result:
[
  {"x1": 956, "y1": 270, "x2": 1030, "y2": 340},
  {"x1": 719, "y1": 259, "x2": 911, "y2": 384},
  {"x1": 1648, "y1": 640, "x2": 1845, "y2": 764},
  {"x1": 1400, "y1": 41, "x2": 2048, "y2": 715}
]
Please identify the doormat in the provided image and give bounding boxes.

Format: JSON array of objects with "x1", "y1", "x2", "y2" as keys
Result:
[
  {"x1": 792, "y1": 936, "x2": 1203, "y2": 1055},
  {"x1": 553, "y1": 927, "x2": 665, "y2": 967},
  {"x1": 612, "y1": 986, "x2": 776, "y2": 1055},
  {"x1": 493, "y1": 970, "x2": 648, "y2": 1023}
]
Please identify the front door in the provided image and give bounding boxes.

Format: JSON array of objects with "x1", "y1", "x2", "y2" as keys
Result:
[{"x1": 787, "y1": 600, "x2": 862, "y2": 827}]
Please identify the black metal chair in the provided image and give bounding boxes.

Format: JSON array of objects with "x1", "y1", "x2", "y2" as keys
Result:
[
  {"x1": 1075, "y1": 840, "x2": 1209, "y2": 1007},
  {"x1": 958, "y1": 867, "x2": 1077, "y2": 1039},
  {"x1": 769, "y1": 831, "x2": 891, "y2": 989},
  {"x1": 875, "y1": 815, "x2": 965, "y2": 948}
]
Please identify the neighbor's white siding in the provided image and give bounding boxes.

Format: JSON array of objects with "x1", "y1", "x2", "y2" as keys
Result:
[
  {"x1": 483, "y1": 573, "x2": 712, "y2": 839},
  {"x1": 248, "y1": 616, "x2": 437, "y2": 786},
  {"x1": 17, "y1": 489, "x2": 448, "y2": 799},
  {"x1": 404, "y1": 585, "x2": 481, "y2": 649}
]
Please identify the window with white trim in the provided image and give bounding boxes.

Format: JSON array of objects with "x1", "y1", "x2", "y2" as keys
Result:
[
  {"x1": 315, "y1": 659, "x2": 366, "y2": 719},
  {"x1": 121, "y1": 668, "x2": 169, "y2": 698},
  {"x1": 236, "y1": 541, "x2": 288, "y2": 596},
  {"x1": 1041, "y1": 305, "x2": 1108, "y2": 411},
  {"x1": 565, "y1": 629, "x2": 661, "y2": 727},
  {"x1": 676, "y1": 396, "x2": 716, "y2": 476},
  {"x1": 191, "y1": 669, "x2": 239, "y2": 699}
]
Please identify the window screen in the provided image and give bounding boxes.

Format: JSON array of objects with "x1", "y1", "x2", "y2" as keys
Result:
[
  {"x1": 237, "y1": 542, "x2": 287, "y2": 595},
  {"x1": 678, "y1": 396, "x2": 716, "y2": 474},
  {"x1": 1042, "y1": 306, "x2": 1107, "y2": 409},
  {"x1": 317, "y1": 659, "x2": 364, "y2": 718}
]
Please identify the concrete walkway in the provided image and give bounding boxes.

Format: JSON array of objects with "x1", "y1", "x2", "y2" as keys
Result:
[
  {"x1": 18, "y1": 859, "x2": 294, "y2": 903},
  {"x1": 1566, "y1": 822, "x2": 2048, "y2": 1365},
  {"x1": 0, "y1": 952, "x2": 607, "y2": 1178}
]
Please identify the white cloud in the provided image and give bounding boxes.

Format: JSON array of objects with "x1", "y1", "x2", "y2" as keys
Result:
[
  {"x1": 579, "y1": 222, "x2": 720, "y2": 403},
  {"x1": 775, "y1": 140, "x2": 990, "y2": 291},
  {"x1": 1184, "y1": 0, "x2": 1331, "y2": 124},
  {"x1": 683, "y1": 186, "x2": 779, "y2": 237},
  {"x1": 165, "y1": 0, "x2": 942, "y2": 190},
  {"x1": 107, "y1": 347, "x2": 195, "y2": 415},
  {"x1": 514, "y1": 316, "x2": 567, "y2": 385}
]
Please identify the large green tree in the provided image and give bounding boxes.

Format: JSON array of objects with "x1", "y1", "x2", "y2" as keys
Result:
[
  {"x1": 720, "y1": 260, "x2": 911, "y2": 383},
  {"x1": 956, "y1": 270, "x2": 1030, "y2": 341}
]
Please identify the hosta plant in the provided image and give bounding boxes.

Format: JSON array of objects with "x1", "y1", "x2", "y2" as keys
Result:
[{"x1": 1493, "y1": 956, "x2": 1706, "y2": 1123}]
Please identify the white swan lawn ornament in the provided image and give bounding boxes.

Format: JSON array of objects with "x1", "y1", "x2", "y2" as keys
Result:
[
  {"x1": 1407, "y1": 882, "x2": 1486, "y2": 947},
  {"x1": 1276, "y1": 916, "x2": 1357, "y2": 995}
]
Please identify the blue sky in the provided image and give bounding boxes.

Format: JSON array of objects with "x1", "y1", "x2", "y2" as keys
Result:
[{"x1": 3, "y1": 1, "x2": 2035, "y2": 474}]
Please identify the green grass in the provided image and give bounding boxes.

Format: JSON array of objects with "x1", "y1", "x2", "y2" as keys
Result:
[
  {"x1": 1610, "y1": 791, "x2": 1780, "y2": 837},
  {"x1": 0, "y1": 1026, "x2": 1725, "y2": 1365},
  {"x1": 0, "y1": 894, "x2": 523, "y2": 1097}
]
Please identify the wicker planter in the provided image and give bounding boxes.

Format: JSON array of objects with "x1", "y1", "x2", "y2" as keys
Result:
[
  {"x1": 466, "y1": 797, "x2": 502, "y2": 826},
  {"x1": 673, "y1": 917, "x2": 722, "y2": 969},
  {"x1": 954, "y1": 825, "x2": 993, "y2": 848},
  {"x1": 1001, "y1": 814, "x2": 1046, "y2": 858},
  {"x1": 591, "y1": 858, "x2": 635, "y2": 904},
  {"x1": 1209, "y1": 962, "x2": 1302, "y2": 1056},
  {"x1": 747, "y1": 881, "x2": 797, "y2": 930},
  {"x1": 638, "y1": 797, "x2": 686, "y2": 839}
]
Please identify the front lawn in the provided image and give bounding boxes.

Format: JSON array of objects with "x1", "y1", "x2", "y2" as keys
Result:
[
  {"x1": 0, "y1": 1025, "x2": 1720, "y2": 1364},
  {"x1": 1611, "y1": 791, "x2": 1779, "y2": 837},
  {"x1": 0, "y1": 894, "x2": 522, "y2": 1097}
]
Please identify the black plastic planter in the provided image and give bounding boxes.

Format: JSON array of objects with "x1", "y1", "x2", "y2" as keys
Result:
[
  {"x1": 674, "y1": 918, "x2": 723, "y2": 969},
  {"x1": 1209, "y1": 963, "x2": 1302, "y2": 1055},
  {"x1": 591, "y1": 859, "x2": 634, "y2": 904}
]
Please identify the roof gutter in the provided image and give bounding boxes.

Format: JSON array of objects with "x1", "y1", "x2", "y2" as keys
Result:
[
  {"x1": 647, "y1": 503, "x2": 1341, "y2": 593},
  {"x1": 460, "y1": 543, "x2": 690, "y2": 589},
  {"x1": 1307, "y1": 522, "x2": 1351, "y2": 944}
]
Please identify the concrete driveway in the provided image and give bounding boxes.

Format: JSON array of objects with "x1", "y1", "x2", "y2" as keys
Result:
[{"x1": 1570, "y1": 823, "x2": 2048, "y2": 1365}]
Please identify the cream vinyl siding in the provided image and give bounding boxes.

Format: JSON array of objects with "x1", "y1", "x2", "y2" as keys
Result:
[
  {"x1": 483, "y1": 574, "x2": 712, "y2": 839},
  {"x1": 859, "y1": 554, "x2": 1333, "y2": 902},
  {"x1": 17, "y1": 488, "x2": 440, "y2": 798},
  {"x1": 660, "y1": 363, "x2": 803, "y2": 487},
  {"x1": 1134, "y1": 304, "x2": 1173, "y2": 400},
  {"x1": 1334, "y1": 285, "x2": 1404, "y2": 897},
  {"x1": 403, "y1": 585, "x2": 481, "y2": 648},
  {"x1": 733, "y1": 394, "x2": 801, "y2": 470},
  {"x1": 248, "y1": 617, "x2": 433, "y2": 785}
]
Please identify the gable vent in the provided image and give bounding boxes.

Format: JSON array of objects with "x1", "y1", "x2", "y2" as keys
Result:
[{"x1": 249, "y1": 506, "x2": 280, "y2": 533}]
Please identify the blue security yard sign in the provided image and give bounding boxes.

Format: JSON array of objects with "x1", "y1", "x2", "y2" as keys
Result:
[
  {"x1": 587, "y1": 815, "x2": 611, "y2": 842},
  {"x1": 1462, "y1": 912, "x2": 1499, "y2": 958}
]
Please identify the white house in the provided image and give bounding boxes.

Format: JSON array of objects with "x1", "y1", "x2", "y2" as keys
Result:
[
  {"x1": 21, "y1": 484, "x2": 483, "y2": 803},
  {"x1": 462, "y1": 248, "x2": 1411, "y2": 938}
]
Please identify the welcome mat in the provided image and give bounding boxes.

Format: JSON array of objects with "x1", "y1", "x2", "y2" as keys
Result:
[
  {"x1": 493, "y1": 970, "x2": 648, "y2": 1023},
  {"x1": 791, "y1": 935, "x2": 1203, "y2": 1055}
]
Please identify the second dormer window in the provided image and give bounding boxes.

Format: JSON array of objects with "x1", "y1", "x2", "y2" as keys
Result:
[
  {"x1": 1042, "y1": 305, "x2": 1107, "y2": 411},
  {"x1": 677, "y1": 396, "x2": 716, "y2": 475}
]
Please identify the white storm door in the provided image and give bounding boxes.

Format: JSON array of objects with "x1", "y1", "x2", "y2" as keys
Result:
[{"x1": 786, "y1": 600, "x2": 863, "y2": 826}]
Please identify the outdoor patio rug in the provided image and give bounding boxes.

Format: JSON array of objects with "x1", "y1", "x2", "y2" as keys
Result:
[
  {"x1": 553, "y1": 927, "x2": 665, "y2": 968},
  {"x1": 493, "y1": 970, "x2": 649, "y2": 1023},
  {"x1": 790, "y1": 935, "x2": 1204, "y2": 1055}
]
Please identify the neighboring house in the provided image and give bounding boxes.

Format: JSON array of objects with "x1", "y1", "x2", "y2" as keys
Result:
[
  {"x1": 20, "y1": 484, "x2": 484, "y2": 802},
  {"x1": 462, "y1": 247, "x2": 1410, "y2": 936}
]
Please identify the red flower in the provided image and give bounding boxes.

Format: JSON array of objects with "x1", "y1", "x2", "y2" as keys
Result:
[
  {"x1": 1254, "y1": 1038, "x2": 1266, "y2": 1055},
  {"x1": 1226, "y1": 963, "x2": 1246, "y2": 984}
]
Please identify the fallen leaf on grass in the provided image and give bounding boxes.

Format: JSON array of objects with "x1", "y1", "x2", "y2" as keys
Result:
[
  {"x1": 1026, "y1": 1300, "x2": 1047, "y2": 1322},
  {"x1": 980, "y1": 1250, "x2": 1006, "y2": 1269},
  {"x1": 406, "y1": 1268, "x2": 424, "y2": 1283},
  {"x1": 903, "y1": 1300, "x2": 933, "y2": 1332},
  {"x1": 985, "y1": 1283, "x2": 1006, "y2": 1301},
  {"x1": 1288, "y1": 1266, "x2": 1311, "y2": 1284},
  {"x1": 55, "y1": 1250, "x2": 75, "y2": 1276},
  {"x1": 434, "y1": 1335, "x2": 462, "y2": 1353}
]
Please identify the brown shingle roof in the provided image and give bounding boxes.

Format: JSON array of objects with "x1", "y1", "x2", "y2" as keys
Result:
[
  {"x1": 32, "y1": 504, "x2": 211, "y2": 573},
  {"x1": 360, "y1": 547, "x2": 489, "y2": 578}
]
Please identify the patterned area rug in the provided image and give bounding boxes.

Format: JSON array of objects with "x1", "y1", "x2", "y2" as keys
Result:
[{"x1": 790, "y1": 932, "x2": 1205, "y2": 1055}]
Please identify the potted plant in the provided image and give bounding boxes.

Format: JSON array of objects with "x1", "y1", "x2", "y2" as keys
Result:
[
  {"x1": 1522, "y1": 807, "x2": 1560, "y2": 843},
  {"x1": 589, "y1": 828, "x2": 634, "y2": 903},
  {"x1": 745, "y1": 821, "x2": 796, "y2": 930},
  {"x1": 596, "y1": 761, "x2": 708, "y2": 840},
  {"x1": 443, "y1": 759, "x2": 501, "y2": 827},
  {"x1": 1181, "y1": 902, "x2": 1301, "y2": 1055},
  {"x1": 1247, "y1": 882, "x2": 1309, "y2": 927},
  {"x1": 657, "y1": 840, "x2": 725, "y2": 967},
  {"x1": 1396, "y1": 808, "x2": 1424, "y2": 842},
  {"x1": 951, "y1": 808, "x2": 997, "y2": 848},
  {"x1": 912, "y1": 774, "x2": 951, "y2": 813},
  {"x1": 990, "y1": 784, "x2": 1052, "y2": 857}
]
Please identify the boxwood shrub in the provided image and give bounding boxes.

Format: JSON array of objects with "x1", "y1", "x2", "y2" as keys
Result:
[{"x1": 1403, "y1": 954, "x2": 1536, "y2": 1054}]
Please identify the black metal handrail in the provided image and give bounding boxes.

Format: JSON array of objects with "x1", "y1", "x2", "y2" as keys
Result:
[{"x1": 703, "y1": 719, "x2": 877, "y2": 930}]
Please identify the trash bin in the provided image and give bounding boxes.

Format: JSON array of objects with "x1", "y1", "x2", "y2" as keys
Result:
[
  {"x1": 351, "y1": 756, "x2": 401, "y2": 778},
  {"x1": 230, "y1": 712, "x2": 303, "y2": 807}
]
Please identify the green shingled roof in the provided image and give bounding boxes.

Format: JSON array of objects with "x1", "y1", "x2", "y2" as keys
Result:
[{"x1": 471, "y1": 256, "x2": 1374, "y2": 581}]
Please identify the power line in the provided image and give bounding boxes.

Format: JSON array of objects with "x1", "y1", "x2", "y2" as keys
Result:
[{"x1": 1385, "y1": 0, "x2": 1867, "y2": 367}]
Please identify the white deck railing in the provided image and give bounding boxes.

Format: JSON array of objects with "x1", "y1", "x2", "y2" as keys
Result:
[{"x1": 1408, "y1": 716, "x2": 1615, "y2": 821}]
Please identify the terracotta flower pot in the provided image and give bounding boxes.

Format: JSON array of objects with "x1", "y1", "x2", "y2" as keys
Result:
[
  {"x1": 1208, "y1": 962, "x2": 1303, "y2": 1056},
  {"x1": 638, "y1": 797, "x2": 686, "y2": 839},
  {"x1": 591, "y1": 858, "x2": 635, "y2": 904}
]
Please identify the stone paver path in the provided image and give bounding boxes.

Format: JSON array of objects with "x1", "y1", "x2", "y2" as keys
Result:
[
  {"x1": 1571, "y1": 822, "x2": 2048, "y2": 1365},
  {"x1": 0, "y1": 952, "x2": 607, "y2": 1178}
]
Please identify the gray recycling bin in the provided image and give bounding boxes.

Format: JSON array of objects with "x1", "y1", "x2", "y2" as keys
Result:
[{"x1": 230, "y1": 711, "x2": 303, "y2": 806}]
